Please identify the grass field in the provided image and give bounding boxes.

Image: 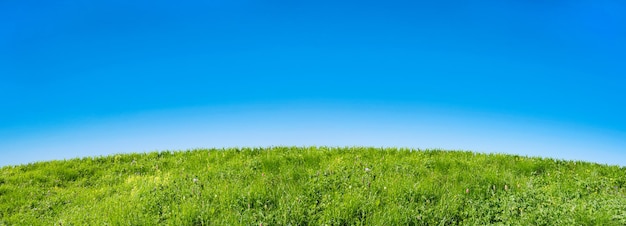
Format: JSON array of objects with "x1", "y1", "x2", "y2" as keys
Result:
[{"x1": 1, "y1": 146, "x2": 625, "y2": 225}]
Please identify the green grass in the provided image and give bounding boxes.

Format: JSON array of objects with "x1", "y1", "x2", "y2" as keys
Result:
[{"x1": 1, "y1": 146, "x2": 625, "y2": 225}]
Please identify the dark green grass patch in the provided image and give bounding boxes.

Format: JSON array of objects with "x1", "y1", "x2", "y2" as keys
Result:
[{"x1": 1, "y1": 147, "x2": 625, "y2": 225}]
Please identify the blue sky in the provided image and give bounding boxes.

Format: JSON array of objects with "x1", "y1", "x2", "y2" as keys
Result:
[{"x1": 1, "y1": 0, "x2": 625, "y2": 166}]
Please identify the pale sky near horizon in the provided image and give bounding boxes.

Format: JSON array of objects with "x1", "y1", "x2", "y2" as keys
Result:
[{"x1": 1, "y1": 0, "x2": 625, "y2": 166}]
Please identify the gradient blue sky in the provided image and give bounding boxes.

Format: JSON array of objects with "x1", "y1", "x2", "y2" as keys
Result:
[{"x1": 1, "y1": 0, "x2": 625, "y2": 166}]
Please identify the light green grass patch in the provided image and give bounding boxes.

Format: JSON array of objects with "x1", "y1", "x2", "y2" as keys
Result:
[{"x1": 1, "y1": 147, "x2": 625, "y2": 225}]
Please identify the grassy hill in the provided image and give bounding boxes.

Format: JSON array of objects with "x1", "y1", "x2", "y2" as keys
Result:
[{"x1": 1, "y1": 147, "x2": 625, "y2": 225}]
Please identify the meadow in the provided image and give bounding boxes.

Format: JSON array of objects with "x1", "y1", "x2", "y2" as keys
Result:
[{"x1": 1, "y1": 146, "x2": 625, "y2": 225}]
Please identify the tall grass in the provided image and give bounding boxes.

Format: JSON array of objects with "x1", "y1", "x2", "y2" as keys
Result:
[{"x1": 1, "y1": 147, "x2": 625, "y2": 225}]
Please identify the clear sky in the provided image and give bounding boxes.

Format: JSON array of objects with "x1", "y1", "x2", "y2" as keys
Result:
[{"x1": 1, "y1": 0, "x2": 625, "y2": 166}]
